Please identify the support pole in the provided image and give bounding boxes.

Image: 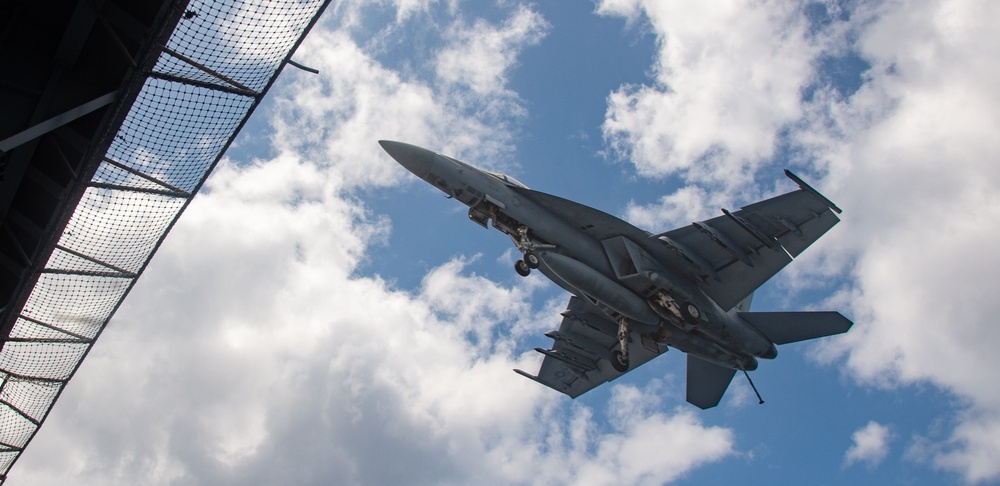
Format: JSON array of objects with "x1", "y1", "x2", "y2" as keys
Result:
[{"x1": 0, "y1": 92, "x2": 117, "y2": 154}]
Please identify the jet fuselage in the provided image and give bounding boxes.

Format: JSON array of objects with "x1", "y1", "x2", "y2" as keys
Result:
[{"x1": 380, "y1": 141, "x2": 777, "y2": 373}]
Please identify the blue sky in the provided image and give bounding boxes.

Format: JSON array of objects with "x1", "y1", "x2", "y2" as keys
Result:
[{"x1": 12, "y1": 1, "x2": 1000, "y2": 484}]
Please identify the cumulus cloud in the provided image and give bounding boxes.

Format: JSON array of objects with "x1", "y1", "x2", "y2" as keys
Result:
[
  {"x1": 562, "y1": 385, "x2": 734, "y2": 485},
  {"x1": 14, "y1": 147, "x2": 734, "y2": 486},
  {"x1": 811, "y1": 2, "x2": 1000, "y2": 482},
  {"x1": 622, "y1": 185, "x2": 714, "y2": 232},
  {"x1": 598, "y1": 0, "x2": 1000, "y2": 483},
  {"x1": 12, "y1": 4, "x2": 735, "y2": 485},
  {"x1": 598, "y1": 0, "x2": 817, "y2": 189},
  {"x1": 844, "y1": 421, "x2": 893, "y2": 468},
  {"x1": 268, "y1": 4, "x2": 547, "y2": 189},
  {"x1": 434, "y1": 5, "x2": 549, "y2": 97}
]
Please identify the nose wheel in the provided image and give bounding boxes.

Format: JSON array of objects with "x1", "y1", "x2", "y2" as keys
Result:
[
  {"x1": 514, "y1": 251, "x2": 540, "y2": 277},
  {"x1": 524, "y1": 252, "x2": 540, "y2": 268}
]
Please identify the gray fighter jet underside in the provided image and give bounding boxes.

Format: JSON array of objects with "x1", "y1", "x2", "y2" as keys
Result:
[{"x1": 380, "y1": 140, "x2": 852, "y2": 409}]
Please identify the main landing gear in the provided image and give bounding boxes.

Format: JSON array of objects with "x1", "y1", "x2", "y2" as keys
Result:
[
  {"x1": 655, "y1": 291, "x2": 701, "y2": 325},
  {"x1": 680, "y1": 301, "x2": 701, "y2": 322},
  {"x1": 610, "y1": 298, "x2": 699, "y2": 373},
  {"x1": 610, "y1": 317, "x2": 630, "y2": 372}
]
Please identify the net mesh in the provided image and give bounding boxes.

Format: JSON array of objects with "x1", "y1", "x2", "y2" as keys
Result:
[{"x1": 0, "y1": 0, "x2": 329, "y2": 480}]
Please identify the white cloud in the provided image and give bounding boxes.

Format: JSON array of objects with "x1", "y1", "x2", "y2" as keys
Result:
[
  {"x1": 598, "y1": 0, "x2": 817, "y2": 190},
  {"x1": 599, "y1": 0, "x2": 1000, "y2": 483},
  {"x1": 325, "y1": 0, "x2": 445, "y2": 31},
  {"x1": 11, "y1": 4, "x2": 736, "y2": 485},
  {"x1": 14, "y1": 155, "x2": 735, "y2": 485},
  {"x1": 844, "y1": 421, "x2": 893, "y2": 468},
  {"x1": 622, "y1": 185, "x2": 712, "y2": 232},
  {"x1": 270, "y1": 28, "x2": 463, "y2": 188},
  {"x1": 928, "y1": 410, "x2": 1000, "y2": 484},
  {"x1": 812, "y1": 2, "x2": 1000, "y2": 482},
  {"x1": 435, "y1": 5, "x2": 548, "y2": 96},
  {"x1": 268, "y1": 3, "x2": 548, "y2": 190}
]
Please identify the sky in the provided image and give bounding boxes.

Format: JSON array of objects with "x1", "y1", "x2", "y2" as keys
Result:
[{"x1": 11, "y1": 0, "x2": 1000, "y2": 484}]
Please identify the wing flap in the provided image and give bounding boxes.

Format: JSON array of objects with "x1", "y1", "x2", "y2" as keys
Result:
[
  {"x1": 516, "y1": 296, "x2": 667, "y2": 398},
  {"x1": 686, "y1": 354, "x2": 737, "y2": 409}
]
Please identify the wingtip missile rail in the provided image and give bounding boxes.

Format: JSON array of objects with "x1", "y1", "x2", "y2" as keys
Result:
[{"x1": 784, "y1": 169, "x2": 843, "y2": 214}]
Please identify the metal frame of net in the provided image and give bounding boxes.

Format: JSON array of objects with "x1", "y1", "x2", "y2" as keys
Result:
[{"x1": 0, "y1": 0, "x2": 330, "y2": 480}]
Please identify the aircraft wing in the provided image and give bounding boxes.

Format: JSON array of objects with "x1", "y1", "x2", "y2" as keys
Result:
[
  {"x1": 652, "y1": 176, "x2": 841, "y2": 310},
  {"x1": 511, "y1": 175, "x2": 840, "y2": 312},
  {"x1": 515, "y1": 296, "x2": 667, "y2": 398}
]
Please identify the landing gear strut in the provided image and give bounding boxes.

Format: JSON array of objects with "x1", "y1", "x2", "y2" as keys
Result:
[
  {"x1": 610, "y1": 317, "x2": 630, "y2": 372},
  {"x1": 511, "y1": 226, "x2": 553, "y2": 277}
]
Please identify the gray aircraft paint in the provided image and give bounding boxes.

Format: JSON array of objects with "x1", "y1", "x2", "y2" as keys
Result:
[{"x1": 380, "y1": 140, "x2": 852, "y2": 409}]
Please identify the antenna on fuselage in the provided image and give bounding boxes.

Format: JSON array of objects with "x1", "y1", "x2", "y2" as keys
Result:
[{"x1": 740, "y1": 366, "x2": 765, "y2": 405}]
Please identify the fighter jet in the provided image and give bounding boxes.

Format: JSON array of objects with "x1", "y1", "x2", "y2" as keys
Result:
[{"x1": 379, "y1": 140, "x2": 852, "y2": 409}]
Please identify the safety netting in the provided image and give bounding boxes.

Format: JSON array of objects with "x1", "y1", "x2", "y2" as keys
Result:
[{"x1": 0, "y1": 0, "x2": 330, "y2": 480}]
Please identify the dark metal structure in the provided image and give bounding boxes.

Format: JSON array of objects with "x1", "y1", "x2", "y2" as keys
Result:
[{"x1": 0, "y1": 0, "x2": 330, "y2": 480}]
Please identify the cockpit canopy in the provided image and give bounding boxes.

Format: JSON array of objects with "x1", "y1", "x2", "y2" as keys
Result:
[{"x1": 485, "y1": 170, "x2": 528, "y2": 189}]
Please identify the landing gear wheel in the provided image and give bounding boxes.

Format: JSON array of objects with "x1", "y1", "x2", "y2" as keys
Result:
[
  {"x1": 610, "y1": 350, "x2": 630, "y2": 372},
  {"x1": 680, "y1": 301, "x2": 701, "y2": 322},
  {"x1": 515, "y1": 260, "x2": 531, "y2": 277},
  {"x1": 524, "y1": 252, "x2": 540, "y2": 269}
]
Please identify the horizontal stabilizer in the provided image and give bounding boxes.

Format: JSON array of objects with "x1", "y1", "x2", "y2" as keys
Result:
[
  {"x1": 686, "y1": 355, "x2": 737, "y2": 409},
  {"x1": 739, "y1": 311, "x2": 853, "y2": 345}
]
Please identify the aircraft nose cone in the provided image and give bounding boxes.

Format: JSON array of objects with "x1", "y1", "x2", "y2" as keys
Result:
[{"x1": 378, "y1": 140, "x2": 434, "y2": 178}]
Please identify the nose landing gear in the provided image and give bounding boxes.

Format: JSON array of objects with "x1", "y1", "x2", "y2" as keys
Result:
[
  {"x1": 524, "y1": 251, "x2": 540, "y2": 268},
  {"x1": 514, "y1": 252, "x2": 539, "y2": 277},
  {"x1": 511, "y1": 226, "x2": 552, "y2": 277}
]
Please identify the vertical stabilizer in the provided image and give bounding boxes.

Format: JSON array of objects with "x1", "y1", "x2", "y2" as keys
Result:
[{"x1": 686, "y1": 355, "x2": 737, "y2": 409}]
